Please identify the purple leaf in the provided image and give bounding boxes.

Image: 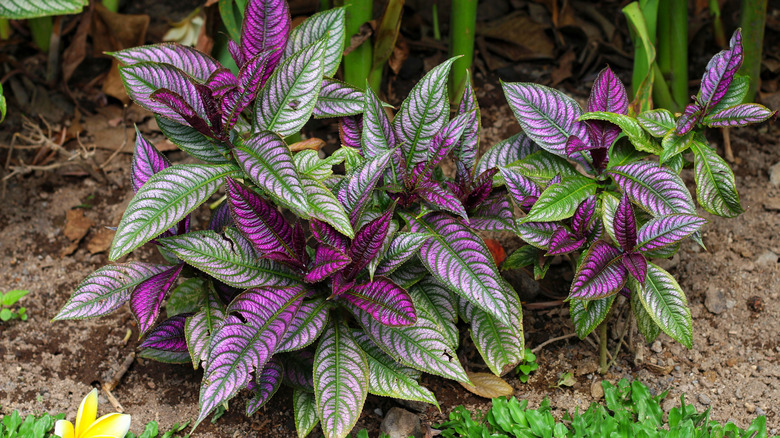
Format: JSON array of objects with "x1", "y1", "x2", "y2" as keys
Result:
[
  {"x1": 138, "y1": 314, "x2": 190, "y2": 364},
  {"x1": 226, "y1": 177, "x2": 299, "y2": 265},
  {"x1": 131, "y1": 128, "x2": 171, "y2": 192},
  {"x1": 475, "y1": 133, "x2": 540, "y2": 177},
  {"x1": 361, "y1": 86, "x2": 395, "y2": 158},
  {"x1": 197, "y1": 286, "x2": 304, "y2": 425},
  {"x1": 571, "y1": 195, "x2": 597, "y2": 236},
  {"x1": 499, "y1": 166, "x2": 541, "y2": 207},
  {"x1": 338, "y1": 148, "x2": 395, "y2": 226},
  {"x1": 675, "y1": 103, "x2": 703, "y2": 136},
  {"x1": 606, "y1": 161, "x2": 696, "y2": 216},
  {"x1": 151, "y1": 88, "x2": 212, "y2": 137},
  {"x1": 345, "y1": 208, "x2": 395, "y2": 279},
  {"x1": 341, "y1": 277, "x2": 417, "y2": 326},
  {"x1": 314, "y1": 78, "x2": 364, "y2": 118},
  {"x1": 464, "y1": 168, "x2": 499, "y2": 209},
  {"x1": 453, "y1": 76, "x2": 481, "y2": 177},
  {"x1": 277, "y1": 298, "x2": 330, "y2": 353},
  {"x1": 569, "y1": 241, "x2": 628, "y2": 300},
  {"x1": 206, "y1": 68, "x2": 238, "y2": 99},
  {"x1": 339, "y1": 115, "x2": 363, "y2": 149},
  {"x1": 406, "y1": 212, "x2": 513, "y2": 326},
  {"x1": 120, "y1": 63, "x2": 207, "y2": 126},
  {"x1": 416, "y1": 181, "x2": 468, "y2": 220},
  {"x1": 546, "y1": 227, "x2": 586, "y2": 256},
  {"x1": 240, "y1": 0, "x2": 290, "y2": 75},
  {"x1": 468, "y1": 192, "x2": 516, "y2": 232},
  {"x1": 228, "y1": 40, "x2": 244, "y2": 67},
  {"x1": 130, "y1": 264, "x2": 183, "y2": 336},
  {"x1": 208, "y1": 202, "x2": 233, "y2": 232},
  {"x1": 222, "y1": 51, "x2": 273, "y2": 131},
  {"x1": 428, "y1": 112, "x2": 471, "y2": 169},
  {"x1": 55, "y1": 262, "x2": 171, "y2": 320},
  {"x1": 702, "y1": 103, "x2": 777, "y2": 128},
  {"x1": 565, "y1": 135, "x2": 594, "y2": 156},
  {"x1": 636, "y1": 215, "x2": 706, "y2": 253},
  {"x1": 111, "y1": 43, "x2": 221, "y2": 82},
  {"x1": 622, "y1": 252, "x2": 647, "y2": 283},
  {"x1": 587, "y1": 66, "x2": 628, "y2": 149},
  {"x1": 155, "y1": 115, "x2": 229, "y2": 163},
  {"x1": 502, "y1": 82, "x2": 591, "y2": 158},
  {"x1": 235, "y1": 132, "x2": 309, "y2": 213},
  {"x1": 304, "y1": 244, "x2": 351, "y2": 283},
  {"x1": 246, "y1": 357, "x2": 284, "y2": 415},
  {"x1": 614, "y1": 195, "x2": 637, "y2": 251},
  {"x1": 310, "y1": 219, "x2": 350, "y2": 253},
  {"x1": 283, "y1": 351, "x2": 315, "y2": 390},
  {"x1": 699, "y1": 29, "x2": 743, "y2": 112},
  {"x1": 515, "y1": 221, "x2": 559, "y2": 249},
  {"x1": 375, "y1": 232, "x2": 432, "y2": 276},
  {"x1": 184, "y1": 284, "x2": 226, "y2": 369}
]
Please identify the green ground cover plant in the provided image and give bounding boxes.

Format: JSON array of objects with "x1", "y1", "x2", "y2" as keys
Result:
[{"x1": 1, "y1": 290, "x2": 29, "y2": 322}]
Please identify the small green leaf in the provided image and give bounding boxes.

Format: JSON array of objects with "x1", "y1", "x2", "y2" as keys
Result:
[
  {"x1": 660, "y1": 131, "x2": 694, "y2": 164},
  {"x1": 294, "y1": 389, "x2": 319, "y2": 438},
  {"x1": 580, "y1": 112, "x2": 662, "y2": 154},
  {"x1": 637, "y1": 109, "x2": 675, "y2": 137},
  {"x1": 0, "y1": 308, "x2": 12, "y2": 321},
  {"x1": 522, "y1": 175, "x2": 598, "y2": 223},
  {"x1": 0, "y1": 0, "x2": 88, "y2": 19},
  {"x1": 1, "y1": 290, "x2": 29, "y2": 306}
]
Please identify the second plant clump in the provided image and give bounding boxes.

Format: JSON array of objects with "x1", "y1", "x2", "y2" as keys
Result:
[{"x1": 53, "y1": 0, "x2": 774, "y2": 436}]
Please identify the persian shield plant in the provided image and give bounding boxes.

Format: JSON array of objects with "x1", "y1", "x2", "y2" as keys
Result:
[
  {"x1": 55, "y1": 1, "x2": 525, "y2": 437},
  {"x1": 499, "y1": 28, "x2": 774, "y2": 353}
]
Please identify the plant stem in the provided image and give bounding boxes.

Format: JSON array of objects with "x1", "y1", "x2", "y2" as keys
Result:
[
  {"x1": 599, "y1": 320, "x2": 609, "y2": 374},
  {"x1": 320, "y1": 0, "x2": 331, "y2": 11},
  {"x1": 343, "y1": 0, "x2": 373, "y2": 90},
  {"x1": 0, "y1": 19, "x2": 10, "y2": 40},
  {"x1": 709, "y1": 0, "x2": 726, "y2": 48},
  {"x1": 432, "y1": 3, "x2": 440, "y2": 40},
  {"x1": 739, "y1": 0, "x2": 767, "y2": 102},
  {"x1": 102, "y1": 0, "x2": 120, "y2": 13},
  {"x1": 656, "y1": 0, "x2": 687, "y2": 111},
  {"x1": 448, "y1": 0, "x2": 478, "y2": 104},
  {"x1": 368, "y1": 0, "x2": 404, "y2": 93},
  {"x1": 28, "y1": 16, "x2": 52, "y2": 52}
]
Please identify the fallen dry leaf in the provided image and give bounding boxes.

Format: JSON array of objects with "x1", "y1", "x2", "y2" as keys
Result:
[
  {"x1": 289, "y1": 137, "x2": 325, "y2": 152},
  {"x1": 477, "y1": 12, "x2": 554, "y2": 61},
  {"x1": 92, "y1": 4, "x2": 149, "y2": 102},
  {"x1": 458, "y1": 372, "x2": 514, "y2": 399},
  {"x1": 483, "y1": 238, "x2": 506, "y2": 265},
  {"x1": 62, "y1": 4, "x2": 93, "y2": 83},
  {"x1": 86, "y1": 227, "x2": 116, "y2": 254},
  {"x1": 62, "y1": 209, "x2": 94, "y2": 256}
]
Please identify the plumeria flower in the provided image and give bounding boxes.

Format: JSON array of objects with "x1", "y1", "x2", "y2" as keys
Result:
[{"x1": 54, "y1": 389, "x2": 131, "y2": 438}]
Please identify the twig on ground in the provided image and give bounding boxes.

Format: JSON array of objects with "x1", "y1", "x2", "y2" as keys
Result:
[
  {"x1": 531, "y1": 333, "x2": 578, "y2": 354},
  {"x1": 723, "y1": 127, "x2": 733, "y2": 162},
  {"x1": 99, "y1": 105, "x2": 129, "y2": 169},
  {"x1": 101, "y1": 351, "x2": 135, "y2": 412}
]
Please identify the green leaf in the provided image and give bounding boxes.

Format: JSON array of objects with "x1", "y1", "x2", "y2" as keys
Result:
[
  {"x1": 411, "y1": 278, "x2": 459, "y2": 350},
  {"x1": 0, "y1": 0, "x2": 87, "y2": 19},
  {"x1": 110, "y1": 163, "x2": 240, "y2": 260},
  {"x1": 294, "y1": 149, "x2": 345, "y2": 180},
  {"x1": 156, "y1": 116, "x2": 229, "y2": 163},
  {"x1": 300, "y1": 174, "x2": 354, "y2": 238},
  {"x1": 709, "y1": 75, "x2": 750, "y2": 114},
  {"x1": 508, "y1": 151, "x2": 578, "y2": 185},
  {"x1": 580, "y1": 111, "x2": 661, "y2": 154},
  {"x1": 633, "y1": 263, "x2": 692, "y2": 348},
  {"x1": 522, "y1": 175, "x2": 597, "y2": 223},
  {"x1": 0, "y1": 82, "x2": 6, "y2": 123},
  {"x1": 636, "y1": 109, "x2": 675, "y2": 137},
  {"x1": 294, "y1": 389, "x2": 319, "y2": 438},
  {"x1": 166, "y1": 278, "x2": 206, "y2": 316},
  {"x1": 184, "y1": 284, "x2": 225, "y2": 370},
  {"x1": 1, "y1": 290, "x2": 29, "y2": 306},
  {"x1": 631, "y1": 280, "x2": 660, "y2": 344},
  {"x1": 607, "y1": 140, "x2": 645, "y2": 169},
  {"x1": 599, "y1": 191, "x2": 620, "y2": 243},
  {"x1": 0, "y1": 308, "x2": 12, "y2": 321},
  {"x1": 502, "y1": 246, "x2": 539, "y2": 270},
  {"x1": 570, "y1": 295, "x2": 615, "y2": 339},
  {"x1": 659, "y1": 131, "x2": 694, "y2": 164},
  {"x1": 690, "y1": 141, "x2": 743, "y2": 217},
  {"x1": 284, "y1": 8, "x2": 346, "y2": 77}
]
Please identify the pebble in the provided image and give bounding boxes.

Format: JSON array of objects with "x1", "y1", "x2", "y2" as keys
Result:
[
  {"x1": 745, "y1": 402, "x2": 755, "y2": 413},
  {"x1": 704, "y1": 287, "x2": 727, "y2": 314},
  {"x1": 380, "y1": 407, "x2": 422, "y2": 438},
  {"x1": 651, "y1": 340, "x2": 663, "y2": 353},
  {"x1": 698, "y1": 394, "x2": 711, "y2": 405},
  {"x1": 756, "y1": 407, "x2": 766, "y2": 416},
  {"x1": 590, "y1": 380, "x2": 604, "y2": 399},
  {"x1": 769, "y1": 161, "x2": 780, "y2": 186},
  {"x1": 755, "y1": 250, "x2": 778, "y2": 267}
]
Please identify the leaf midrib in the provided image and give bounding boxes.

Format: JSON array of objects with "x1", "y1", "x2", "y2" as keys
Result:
[{"x1": 525, "y1": 178, "x2": 596, "y2": 223}]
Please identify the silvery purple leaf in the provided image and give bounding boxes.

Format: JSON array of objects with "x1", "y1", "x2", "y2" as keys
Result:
[
  {"x1": 120, "y1": 62, "x2": 207, "y2": 126},
  {"x1": 587, "y1": 66, "x2": 628, "y2": 149},
  {"x1": 158, "y1": 230, "x2": 300, "y2": 288},
  {"x1": 614, "y1": 195, "x2": 637, "y2": 252},
  {"x1": 546, "y1": 227, "x2": 585, "y2": 256},
  {"x1": 206, "y1": 68, "x2": 238, "y2": 99},
  {"x1": 690, "y1": 141, "x2": 744, "y2": 217},
  {"x1": 345, "y1": 208, "x2": 394, "y2": 279},
  {"x1": 635, "y1": 214, "x2": 706, "y2": 254},
  {"x1": 283, "y1": 7, "x2": 346, "y2": 77},
  {"x1": 416, "y1": 182, "x2": 468, "y2": 220},
  {"x1": 151, "y1": 88, "x2": 212, "y2": 137},
  {"x1": 565, "y1": 135, "x2": 594, "y2": 156},
  {"x1": 515, "y1": 221, "x2": 558, "y2": 249},
  {"x1": 314, "y1": 320, "x2": 369, "y2": 438},
  {"x1": 523, "y1": 175, "x2": 598, "y2": 223},
  {"x1": 631, "y1": 287, "x2": 660, "y2": 343},
  {"x1": 499, "y1": 166, "x2": 541, "y2": 207},
  {"x1": 246, "y1": 357, "x2": 284, "y2": 415},
  {"x1": 394, "y1": 58, "x2": 457, "y2": 165},
  {"x1": 339, "y1": 115, "x2": 363, "y2": 150},
  {"x1": 675, "y1": 103, "x2": 704, "y2": 136},
  {"x1": 138, "y1": 314, "x2": 190, "y2": 364},
  {"x1": 314, "y1": 78, "x2": 364, "y2": 118},
  {"x1": 338, "y1": 148, "x2": 394, "y2": 226},
  {"x1": 310, "y1": 219, "x2": 350, "y2": 253},
  {"x1": 155, "y1": 115, "x2": 230, "y2": 164},
  {"x1": 453, "y1": 76, "x2": 481, "y2": 177},
  {"x1": 302, "y1": 174, "x2": 355, "y2": 238},
  {"x1": 361, "y1": 86, "x2": 395, "y2": 158},
  {"x1": 294, "y1": 389, "x2": 319, "y2": 437},
  {"x1": 699, "y1": 29, "x2": 743, "y2": 112},
  {"x1": 632, "y1": 262, "x2": 692, "y2": 348},
  {"x1": 222, "y1": 51, "x2": 273, "y2": 131},
  {"x1": 571, "y1": 195, "x2": 597, "y2": 236},
  {"x1": 254, "y1": 38, "x2": 327, "y2": 137},
  {"x1": 570, "y1": 294, "x2": 615, "y2": 339},
  {"x1": 228, "y1": 39, "x2": 244, "y2": 67},
  {"x1": 304, "y1": 244, "x2": 351, "y2": 283},
  {"x1": 428, "y1": 112, "x2": 471, "y2": 168},
  {"x1": 464, "y1": 168, "x2": 498, "y2": 209},
  {"x1": 502, "y1": 82, "x2": 591, "y2": 158},
  {"x1": 367, "y1": 221, "x2": 398, "y2": 279},
  {"x1": 606, "y1": 161, "x2": 696, "y2": 216},
  {"x1": 406, "y1": 212, "x2": 512, "y2": 326},
  {"x1": 110, "y1": 163, "x2": 240, "y2": 260},
  {"x1": 184, "y1": 284, "x2": 225, "y2": 370},
  {"x1": 277, "y1": 298, "x2": 330, "y2": 353},
  {"x1": 55, "y1": 262, "x2": 171, "y2": 320},
  {"x1": 569, "y1": 241, "x2": 628, "y2": 300},
  {"x1": 410, "y1": 278, "x2": 459, "y2": 349},
  {"x1": 283, "y1": 350, "x2": 315, "y2": 391},
  {"x1": 342, "y1": 277, "x2": 416, "y2": 327},
  {"x1": 375, "y1": 232, "x2": 432, "y2": 276},
  {"x1": 702, "y1": 103, "x2": 777, "y2": 128},
  {"x1": 475, "y1": 133, "x2": 540, "y2": 177},
  {"x1": 351, "y1": 329, "x2": 438, "y2": 407},
  {"x1": 637, "y1": 109, "x2": 675, "y2": 137},
  {"x1": 226, "y1": 177, "x2": 299, "y2": 264},
  {"x1": 130, "y1": 264, "x2": 183, "y2": 336},
  {"x1": 131, "y1": 128, "x2": 171, "y2": 193},
  {"x1": 468, "y1": 192, "x2": 516, "y2": 232},
  {"x1": 622, "y1": 252, "x2": 647, "y2": 283},
  {"x1": 208, "y1": 202, "x2": 232, "y2": 232},
  {"x1": 111, "y1": 43, "x2": 221, "y2": 82},
  {"x1": 708, "y1": 75, "x2": 750, "y2": 114},
  {"x1": 240, "y1": 0, "x2": 290, "y2": 74},
  {"x1": 227, "y1": 285, "x2": 305, "y2": 326}
]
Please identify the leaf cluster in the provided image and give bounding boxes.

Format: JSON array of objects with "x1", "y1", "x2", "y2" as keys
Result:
[
  {"x1": 514, "y1": 348, "x2": 538, "y2": 383},
  {"x1": 0, "y1": 410, "x2": 64, "y2": 438},
  {"x1": 1, "y1": 290, "x2": 29, "y2": 322},
  {"x1": 436, "y1": 379, "x2": 772, "y2": 438}
]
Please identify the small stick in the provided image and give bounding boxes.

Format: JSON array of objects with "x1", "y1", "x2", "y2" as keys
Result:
[
  {"x1": 722, "y1": 127, "x2": 734, "y2": 162},
  {"x1": 104, "y1": 352, "x2": 135, "y2": 392},
  {"x1": 102, "y1": 387, "x2": 124, "y2": 413},
  {"x1": 531, "y1": 333, "x2": 577, "y2": 354}
]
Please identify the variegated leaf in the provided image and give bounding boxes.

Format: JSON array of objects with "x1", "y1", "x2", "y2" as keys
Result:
[
  {"x1": 111, "y1": 43, "x2": 220, "y2": 82},
  {"x1": 453, "y1": 77, "x2": 481, "y2": 173},
  {"x1": 342, "y1": 277, "x2": 416, "y2": 326},
  {"x1": 475, "y1": 133, "x2": 540, "y2": 177},
  {"x1": 110, "y1": 163, "x2": 239, "y2": 260},
  {"x1": 637, "y1": 109, "x2": 675, "y2": 137},
  {"x1": 119, "y1": 63, "x2": 206, "y2": 126},
  {"x1": 284, "y1": 351, "x2": 315, "y2": 391},
  {"x1": 702, "y1": 103, "x2": 776, "y2": 128},
  {"x1": 690, "y1": 141, "x2": 744, "y2": 217},
  {"x1": 314, "y1": 320, "x2": 369, "y2": 438},
  {"x1": 254, "y1": 38, "x2": 327, "y2": 136},
  {"x1": 636, "y1": 215, "x2": 707, "y2": 254},
  {"x1": 580, "y1": 112, "x2": 661, "y2": 154},
  {"x1": 184, "y1": 283, "x2": 225, "y2": 369},
  {"x1": 277, "y1": 298, "x2": 330, "y2": 353},
  {"x1": 338, "y1": 148, "x2": 395, "y2": 226},
  {"x1": 569, "y1": 241, "x2": 628, "y2": 300},
  {"x1": 284, "y1": 7, "x2": 346, "y2": 77},
  {"x1": 130, "y1": 264, "x2": 183, "y2": 335},
  {"x1": 659, "y1": 130, "x2": 695, "y2": 164},
  {"x1": 294, "y1": 389, "x2": 319, "y2": 438},
  {"x1": 166, "y1": 277, "x2": 206, "y2": 317},
  {"x1": 708, "y1": 75, "x2": 750, "y2": 114},
  {"x1": 155, "y1": 116, "x2": 229, "y2": 163},
  {"x1": 294, "y1": 149, "x2": 344, "y2": 180},
  {"x1": 131, "y1": 127, "x2": 171, "y2": 192},
  {"x1": 462, "y1": 287, "x2": 524, "y2": 376},
  {"x1": 606, "y1": 162, "x2": 696, "y2": 216},
  {"x1": 0, "y1": 0, "x2": 86, "y2": 18},
  {"x1": 510, "y1": 150, "x2": 578, "y2": 184},
  {"x1": 631, "y1": 287, "x2": 660, "y2": 343},
  {"x1": 246, "y1": 357, "x2": 284, "y2": 415},
  {"x1": 499, "y1": 166, "x2": 541, "y2": 206},
  {"x1": 375, "y1": 232, "x2": 432, "y2": 276},
  {"x1": 632, "y1": 263, "x2": 693, "y2": 348},
  {"x1": 570, "y1": 295, "x2": 615, "y2": 339},
  {"x1": 240, "y1": 0, "x2": 289, "y2": 73},
  {"x1": 515, "y1": 221, "x2": 558, "y2": 250},
  {"x1": 361, "y1": 86, "x2": 395, "y2": 158},
  {"x1": 313, "y1": 78, "x2": 364, "y2": 118},
  {"x1": 410, "y1": 278, "x2": 459, "y2": 350},
  {"x1": 302, "y1": 174, "x2": 354, "y2": 238},
  {"x1": 55, "y1": 262, "x2": 170, "y2": 320},
  {"x1": 468, "y1": 193, "x2": 516, "y2": 232},
  {"x1": 699, "y1": 29, "x2": 743, "y2": 112},
  {"x1": 138, "y1": 314, "x2": 190, "y2": 364},
  {"x1": 522, "y1": 175, "x2": 598, "y2": 223}
]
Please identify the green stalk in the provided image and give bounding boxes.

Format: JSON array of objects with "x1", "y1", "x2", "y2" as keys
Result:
[
  {"x1": 709, "y1": 0, "x2": 726, "y2": 48},
  {"x1": 320, "y1": 0, "x2": 331, "y2": 11},
  {"x1": 623, "y1": 1, "x2": 657, "y2": 113},
  {"x1": 656, "y1": 0, "x2": 687, "y2": 111},
  {"x1": 101, "y1": 0, "x2": 120, "y2": 13},
  {"x1": 448, "y1": 0, "x2": 478, "y2": 104},
  {"x1": 432, "y1": 3, "x2": 440, "y2": 40},
  {"x1": 598, "y1": 320, "x2": 609, "y2": 374},
  {"x1": 343, "y1": 0, "x2": 373, "y2": 89},
  {"x1": 28, "y1": 16, "x2": 52, "y2": 52},
  {"x1": 0, "y1": 18, "x2": 10, "y2": 40},
  {"x1": 368, "y1": 0, "x2": 404, "y2": 93},
  {"x1": 739, "y1": 0, "x2": 767, "y2": 102}
]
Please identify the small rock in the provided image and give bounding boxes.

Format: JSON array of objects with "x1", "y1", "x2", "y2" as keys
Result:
[
  {"x1": 662, "y1": 398, "x2": 677, "y2": 412},
  {"x1": 704, "y1": 287, "x2": 727, "y2": 314},
  {"x1": 698, "y1": 394, "x2": 711, "y2": 405},
  {"x1": 745, "y1": 402, "x2": 755, "y2": 413},
  {"x1": 756, "y1": 407, "x2": 766, "y2": 416},
  {"x1": 590, "y1": 380, "x2": 604, "y2": 399},
  {"x1": 755, "y1": 251, "x2": 778, "y2": 267},
  {"x1": 380, "y1": 408, "x2": 422, "y2": 438},
  {"x1": 651, "y1": 340, "x2": 663, "y2": 353},
  {"x1": 763, "y1": 198, "x2": 780, "y2": 211},
  {"x1": 374, "y1": 408, "x2": 383, "y2": 417},
  {"x1": 769, "y1": 161, "x2": 780, "y2": 186}
]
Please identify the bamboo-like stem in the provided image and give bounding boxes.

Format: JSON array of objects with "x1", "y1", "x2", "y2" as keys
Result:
[
  {"x1": 28, "y1": 16, "x2": 52, "y2": 52},
  {"x1": 656, "y1": 0, "x2": 686, "y2": 111},
  {"x1": 709, "y1": 0, "x2": 727, "y2": 48},
  {"x1": 102, "y1": 0, "x2": 120, "y2": 12},
  {"x1": 0, "y1": 18, "x2": 10, "y2": 40},
  {"x1": 598, "y1": 320, "x2": 609, "y2": 374},
  {"x1": 343, "y1": 0, "x2": 373, "y2": 89},
  {"x1": 651, "y1": 63, "x2": 676, "y2": 111},
  {"x1": 448, "y1": 0, "x2": 478, "y2": 104},
  {"x1": 739, "y1": 0, "x2": 767, "y2": 102},
  {"x1": 320, "y1": 0, "x2": 331, "y2": 11},
  {"x1": 368, "y1": 0, "x2": 404, "y2": 93},
  {"x1": 432, "y1": 3, "x2": 440, "y2": 40}
]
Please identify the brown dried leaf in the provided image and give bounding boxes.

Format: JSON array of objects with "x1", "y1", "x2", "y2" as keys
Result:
[
  {"x1": 64, "y1": 209, "x2": 94, "y2": 243},
  {"x1": 289, "y1": 137, "x2": 325, "y2": 152},
  {"x1": 62, "y1": 5, "x2": 93, "y2": 83},
  {"x1": 551, "y1": 50, "x2": 576, "y2": 87},
  {"x1": 477, "y1": 12, "x2": 554, "y2": 61},
  {"x1": 343, "y1": 21, "x2": 375, "y2": 56},
  {"x1": 458, "y1": 372, "x2": 513, "y2": 399},
  {"x1": 86, "y1": 228, "x2": 116, "y2": 254}
]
